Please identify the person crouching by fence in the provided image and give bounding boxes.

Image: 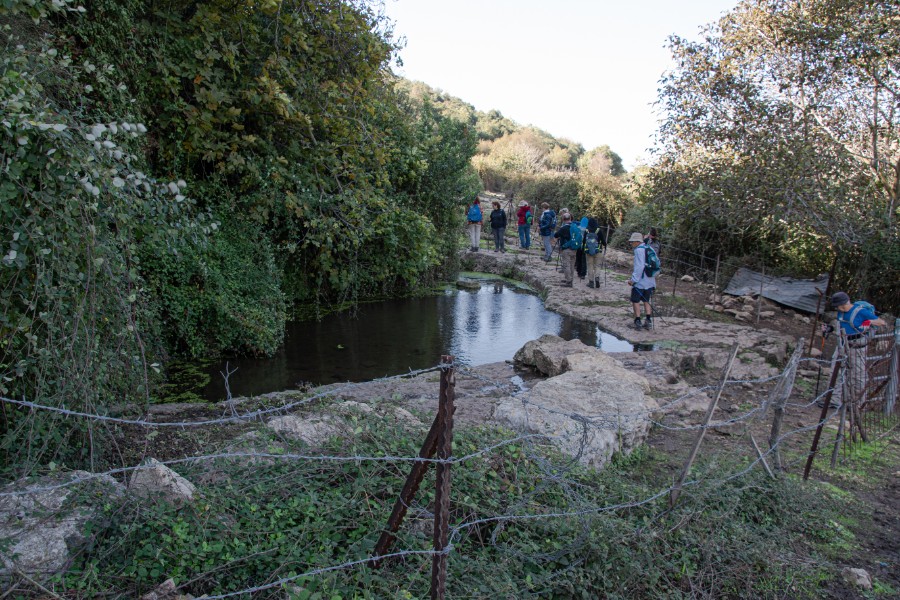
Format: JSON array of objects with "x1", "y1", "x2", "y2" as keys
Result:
[
  {"x1": 489, "y1": 201, "x2": 507, "y2": 252},
  {"x1": 554, "y1": 213, "x2": 577, "y2": 287},
  {"x1": 828, "y1": 291, "x2": 886, "y2": 406},
  {"x1": 628, "y1": 232, "x2": 656, "y2": 329},
  {"x1": 466, "y1": 196, "x2": 483, "y2": 252}
]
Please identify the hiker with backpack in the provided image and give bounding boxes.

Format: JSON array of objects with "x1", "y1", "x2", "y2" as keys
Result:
[
  {"x1": 644, "y1": 227, "x2": 661, "y2": 255},
  {"x1": 488, "y1": 201, "x2": 507, "y2": 252},
  {"x1": 827, "y1": 292, "x2": 886, "y2": 406},
  {"x1": 466, "y1": 196, "x2": 483, "y2": 252},
  {"x1": 575, "y1": 217, "x2": 588, "y2": 282},
  {"x1": 516, "y1": 201, "x2": 532, "y2": 249},
  {"x1": 584, "y1": 218, "x2": 602, "y2": 287},
  {"x1": 538, "y1": 203, "x2": 557, "y2": 261},
  {"x1": 554, "y1": 213, "x2": 580, "y2": 287},
  {"x1": 627, "y1": 232, "x2": 660, "y2": 329}
]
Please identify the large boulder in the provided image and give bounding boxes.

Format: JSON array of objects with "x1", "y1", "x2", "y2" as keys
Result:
[
  {"x1": 0, "y1": 472, "x2": 124, "y2": 576},
  {"x1": 129, "y1": 458, "x2": 196, "y2": 504},
  {"x1": 495, "y1": 341, "x2": 655, "y2": 468},
  {"x1": 513, "y1": 334, "x2": 566, "y2": 369}
]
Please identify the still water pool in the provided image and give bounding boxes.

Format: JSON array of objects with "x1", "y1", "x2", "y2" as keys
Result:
[{"x1": 196, "y1": 277, "x2": 638, "y2": 400}]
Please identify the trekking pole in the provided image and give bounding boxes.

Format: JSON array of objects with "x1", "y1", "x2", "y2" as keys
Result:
[{"x1": 603, "y1": 224, "x2": 610, "y2": 286}]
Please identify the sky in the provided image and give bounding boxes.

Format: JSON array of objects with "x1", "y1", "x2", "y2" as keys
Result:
[{"x1": 383, "y1": 0, "x2": 738, "y2": 170}]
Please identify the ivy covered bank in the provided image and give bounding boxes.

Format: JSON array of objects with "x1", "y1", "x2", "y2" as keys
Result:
[{"x1": 0, "y1": 0, "x2": 479, "y2": 475}]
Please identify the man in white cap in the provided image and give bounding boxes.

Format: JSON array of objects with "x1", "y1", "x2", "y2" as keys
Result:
[{"x1": 628, "y1": 232, "x2": 656, "y2": 329}]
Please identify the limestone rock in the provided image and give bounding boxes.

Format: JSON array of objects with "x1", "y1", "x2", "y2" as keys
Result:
[
  {"x1": 267, "y1": 414, "x2": 339, "y2": 446},
  {"x1": 393, "y1": 407, "x2": 423, "y2": 427},
  {"x1": 734, "y1": 311, "x2": 753, "y2": 322},
  {"x1": 335, "y1": 400, "x2": 373, "y2": 414},
  {"x1": 493, "y1": 366, "x2": 654, "y2": 469},
  {"x1": 723, "y1": 308, "x2": 740, "y2": 317},
  {"x1": 496, "y1": 342, "x2": 653, "y2": 468},
  {"x1": 758, "y1": 310, "x2": 775, "y2": 319},
  {"x1": 140, "y1": 578, "x2": 195, "y2": 600},
  {"x1": 704, "y1": 304, "x2": 716, "y2": 311},
  {"x1": 680, "y1": 275, "x2": 695, "y2": 282},
  {"x1": 562, "y1": 352, "x2": 651, "y2": 394},
  {"x1": 756, "y1": 341, "x2": 787, "y2": 365},
  {"x1": 809, "y1": 347, "x2": 823, "y2": 358},
  {"x1": 0, "y1": 471, "x2": 124, "y2": 576},
  {"x1": 722, "y1": 297, "x2": 739, "y2": 309},
  {"x1": 455, "y1": 280, "x2": 481, "y2": 291},
  {"x1": 513, "y1": 334, "x2": 564, "y2": 368},
  {"x1": 130, "y1": 458, "x2": 196, "y2": 504},
  {"x1": 842, "y1": 568, "x2": 872, "y2": 590}
]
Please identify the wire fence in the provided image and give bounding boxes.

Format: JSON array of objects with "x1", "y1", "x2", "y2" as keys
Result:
[{"x1": 1, "y1": 332, "x2": 898, "y2": 598}]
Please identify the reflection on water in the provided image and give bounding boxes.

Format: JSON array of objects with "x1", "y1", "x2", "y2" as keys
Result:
[{"x1": 196, "y1": 279, "x2": 636, "y2": 400}]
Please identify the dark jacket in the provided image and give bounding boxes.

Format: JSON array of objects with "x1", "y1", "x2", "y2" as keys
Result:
[
  {"x1": 554, "y1": 223, "x2": 572, "y2": 245},
  {"x1": 489, "y1": 209, "x2": 507, "y2": 229}
]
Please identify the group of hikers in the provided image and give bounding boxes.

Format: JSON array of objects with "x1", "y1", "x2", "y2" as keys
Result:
[{"x1": 465, "y1": 195, "x2": 662, "y2": 330}]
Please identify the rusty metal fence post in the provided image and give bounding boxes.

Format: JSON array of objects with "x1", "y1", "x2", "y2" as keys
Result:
[
  {"x1": 430, "y1": 356, "x2": 455, "y2": 600},
  {"x1": 372, "y1": 356, "x2": 456, "y2": 574}
]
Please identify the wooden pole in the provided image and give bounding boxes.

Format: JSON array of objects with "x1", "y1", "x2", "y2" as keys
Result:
[
  {"x1": 830, "y1": 401, "x2": 847, "y2": 468},
  {"x1": 886, "y1": 318, "x2": 900, "y2": 415},
  {"x1": 670, "y1": 343, "x2": 740, "y2": 507},
  {"x1": 768, "y1": 341, "x2": 804, "y2": 470},
  {"x1": 807, "y1": 288, "x2": 824, "y2": 357},
  {"x1": 803, "y1": 358, "x2": 844, "y2": 480},
  {"x1": 749, "y1": 433, "x2": 775, "y2": 479},
  {"x1": 713, "y1": 253, "x2": 721, "y2": 294},
  {"x1": 430, "y1": 356, "x2": 455, "y2": 600},
  {"x1": 755, "y1": 265, "x2": 765, "y2": 326},
  {"x1": 373, "y1": 358, "x2": 456, "y2": 566}
]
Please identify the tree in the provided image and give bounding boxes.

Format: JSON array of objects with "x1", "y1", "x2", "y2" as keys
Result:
[{"x1": 647, "y1": 0, "x2": 899, "y2": 309}]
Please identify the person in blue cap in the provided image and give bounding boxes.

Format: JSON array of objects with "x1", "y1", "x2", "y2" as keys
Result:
[{"x1": 829, "y1": 291, "x2": 886, "y2": 406}]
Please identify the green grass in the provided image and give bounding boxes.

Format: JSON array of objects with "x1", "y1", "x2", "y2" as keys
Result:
[{"x1": 53, "y1": 417, "x2": 866, "y2": 600}]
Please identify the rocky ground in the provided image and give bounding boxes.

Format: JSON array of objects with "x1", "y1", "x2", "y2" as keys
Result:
[{"x1": 2, "y1": 242, "x2": 896, "y2": 597}]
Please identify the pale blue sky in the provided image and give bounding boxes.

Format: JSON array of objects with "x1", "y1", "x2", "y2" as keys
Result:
[{"x1": 383, "y1": 0, "x2": 738, "y2": 169}]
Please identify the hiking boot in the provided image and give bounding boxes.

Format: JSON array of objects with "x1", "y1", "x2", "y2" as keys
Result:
[
  {"x1": 587, "y1": 281, "x2": 595, "y2": 288},
  {"x1": 633, "y1": 317, "x2": 643, "y2": 329},
  {"x1": 595, "y1": 278, "x2": 600, "y2": 287},
  {"x1": 643, "y1": 317, "x2": 653, "y2": 329},
  {"x1": 563, "y1": 281, "x2": 573, "y2": 287}
]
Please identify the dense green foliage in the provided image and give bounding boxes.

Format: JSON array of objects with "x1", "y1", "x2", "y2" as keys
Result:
[
  {"x1": 0, "y1": 0, "x2": 478, "y2": 476},
  {"x1": 398, "y1": 80, "x2": 633, "y2": 225},
  {"x1": 59, "y1": 416, "x2": 858, "y2": 599},
  {"x1": 642, "y1": 0, "x2": 900, "y2": 312}
]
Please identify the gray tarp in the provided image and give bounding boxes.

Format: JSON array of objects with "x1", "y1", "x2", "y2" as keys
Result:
[{"x1": 724, "y1": 267, "x2": 829, "y2": 314}]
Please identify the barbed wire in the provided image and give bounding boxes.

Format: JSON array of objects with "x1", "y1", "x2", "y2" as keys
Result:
[
  {"x1": 1, "y1": 343, "x2": 895, "y2": 599},
  {"x1": 0, "y1": 364, "x2": 446, "y2": 429}
]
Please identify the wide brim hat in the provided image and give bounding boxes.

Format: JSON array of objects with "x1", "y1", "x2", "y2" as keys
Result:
[
  {"x1": 628, "y1": 232, "x2": 644, "y2": 243},
  {"x1": 518, "y1": 201, "x2": 527, "y2": 207}
]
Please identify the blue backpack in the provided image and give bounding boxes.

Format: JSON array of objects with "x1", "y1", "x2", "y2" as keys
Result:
[
  {"x1": 565, "y1": 223, "x2": 583, "y2": 250},
  {"x1": 467, "y1": 204, "x2": 482, "y2": 222},
  {"x1": 643, "y1": 244, "x2": 661, "y2": 277},
  {"x1": 585, "y1": 231, "x2": 600, "y2": 256},
  {"x1": 838, "y1": 301, "x2": 876, "y2": 336}
]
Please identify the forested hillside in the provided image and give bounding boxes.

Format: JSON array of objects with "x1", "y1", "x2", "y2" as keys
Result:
[
  {"x1": 631, "y1": 0, "x2": 899, "y2": 313},
  {"x1": 0, "y1": 0, "x2": 478, "y2": 473},
  {"x1": 397, "y1": 79, "x2": 633, "y2": 225}
]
